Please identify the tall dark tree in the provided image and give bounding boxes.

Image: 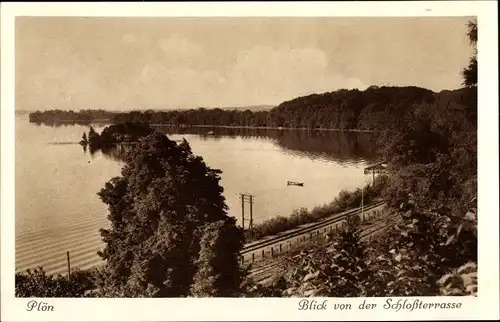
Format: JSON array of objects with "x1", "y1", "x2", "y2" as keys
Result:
[
  {"x1": 87, "y1": 126, "x2": 100, "y2": 142},
  {"x1": 461, "y1": 19, "x2": 477, "y2": 87},
  {"x1": 96, "y1": 131, "x2": 244, "y2": 297},
  {"x1": 191, "y1": 219, "x2": 244, "y2": 296}
]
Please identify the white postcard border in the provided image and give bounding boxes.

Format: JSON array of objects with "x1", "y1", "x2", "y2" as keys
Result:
[{"x1": 1, "y1": 1, "x2": 498, "y2": 321}]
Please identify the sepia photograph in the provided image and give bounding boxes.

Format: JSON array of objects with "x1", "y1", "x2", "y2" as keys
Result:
[{"x1": 1, "y1": 2, "x2": 499, "y2": 321}]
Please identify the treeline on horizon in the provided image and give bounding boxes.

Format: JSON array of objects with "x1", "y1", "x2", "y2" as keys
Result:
[
  {"x1": 29, "y1": 109, "x2": 115, "y2": 124},
  {"x1": 28, "y1": 85, "x2": 476, "y2": 132}
]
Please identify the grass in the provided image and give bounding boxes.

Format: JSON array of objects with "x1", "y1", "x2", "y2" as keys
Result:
[{"x1": 244, "y1": 175, "x2": 389, "y2": 242}]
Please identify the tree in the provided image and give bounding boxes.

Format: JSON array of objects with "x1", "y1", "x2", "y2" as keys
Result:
[
  {"x1": 461, "y1": 19, "x2": 477, "y2": 87},
  {"x1": 191, "y1": 219, "x2": 245, "y2": 296},
  {"x1": 79, "y1": 132, "x2": 88, "y2": 147},
  {"x1": 87, "y1": 126, "x2": 100, "y2": 145},
  {"x1": 384, "y1": 122, "x2": 449, "y2": 170},
  {"x1": 96, "y1": 131, "x2": 244, "y2": 297}
]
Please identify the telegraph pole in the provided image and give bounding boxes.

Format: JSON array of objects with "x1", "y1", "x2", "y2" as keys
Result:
[
  {"x1": 361, "y1": 185, "x2": 364, "y2": 217},
  {"x1": 240, "y1": 194, "x2": 245, "y2": 230},
  {"x1": 240, "y1": 193, "x2": 255, "y2": 233},
  {"x1": 249, "y1": 195, "x2": 254, "y2": 231},
  {"x1": 66, "y1": 251, "x2": 71, "y2": 280}
]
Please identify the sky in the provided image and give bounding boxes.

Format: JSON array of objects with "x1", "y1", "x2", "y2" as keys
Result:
[{"x1": 15, "y1": 17, "x2": 475, "y2": 111}]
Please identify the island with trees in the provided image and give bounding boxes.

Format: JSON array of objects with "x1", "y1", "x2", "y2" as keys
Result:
[{"x1": 79, "y1": 122, "x2": 156, "y2": 155}]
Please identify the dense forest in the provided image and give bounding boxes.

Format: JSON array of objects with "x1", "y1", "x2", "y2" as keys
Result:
[
  {"x1": 28, "y1": 85, "x2": 475, "y2": 133},
  {"x1": 17, "y1": 20, "x2": 478, "y2": 298},
  {"x1": 29, "y1": 109, "x2": 115, "y2": 124}
]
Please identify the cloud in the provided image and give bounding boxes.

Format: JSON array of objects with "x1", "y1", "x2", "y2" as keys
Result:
[
  {"x1": 16, "y1": 57, "x2": 108, "y2": 111},
  {"x1": 218, "y1": 46, "x2": 367, "y2": 106},
  {"x1": 158, "y1": 34, "x2": 201, "y2": 62},
  {"x1": 129, "y1": 45, "x2": 367, "y2": 108},
  {"x1": 17, "y1": 32, "x2": 367, "y2": 111},
  {"x1": 16, "y1": 18, "x2": 472, "y2": 111}
]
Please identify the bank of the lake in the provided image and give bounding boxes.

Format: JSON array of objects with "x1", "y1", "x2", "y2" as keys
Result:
[{"x1": 150, "y1": 124, "x2": 376, "y2": 133}]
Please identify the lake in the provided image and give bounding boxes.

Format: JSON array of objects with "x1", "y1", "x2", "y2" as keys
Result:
[{"x1": 15, "y1": 117, "x2": 378, "y2": 275}]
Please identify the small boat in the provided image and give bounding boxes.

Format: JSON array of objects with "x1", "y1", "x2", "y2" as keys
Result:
[
  {"x1": 206, "y1": 131, "x2": 214, "y2": 135},
  {"x1": 287, "y1": 181, "x2": 304, "y2": 187}
]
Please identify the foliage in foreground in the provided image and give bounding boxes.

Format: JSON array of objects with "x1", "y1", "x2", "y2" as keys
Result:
[
  {"x1": 246, "y1": 203, "x2": 477, "y2": 297},
  {"x1": 15, "y1": 268, "x2": 95, "y2": 297},
  {"x1": 438, "y1": 262, "x2": 477, "y2": 296},
  {"x1": 461, "y1": 19, "x2": 477, "y2": 88}
]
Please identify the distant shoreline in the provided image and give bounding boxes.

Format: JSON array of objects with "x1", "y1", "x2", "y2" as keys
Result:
[
  {"x1": 26, "y1": 118, "x2": 376, "y2": 133},
  {"x1": 149, "y1": 124, "x2": 376, "y2": 133}
]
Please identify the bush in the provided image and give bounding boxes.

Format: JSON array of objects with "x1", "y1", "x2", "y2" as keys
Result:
[
  {"x1": 15, "y1": 268, "x2": 95, "y2": 297},
  {"x1": 438, "y1": 262, "x2": 477, "y2": 296}
]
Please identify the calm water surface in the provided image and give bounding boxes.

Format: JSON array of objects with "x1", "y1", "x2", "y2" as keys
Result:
[{"x1": 15, "y1": 117, "x2": 377, "y2": 274}]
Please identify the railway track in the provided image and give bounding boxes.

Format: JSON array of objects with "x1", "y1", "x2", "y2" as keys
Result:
[
  {"x1": 241, "y1": 201, "x2": 386, "y2": 261},
  {"x1": 360, "y1": 212, "x2": 402, "y2": 241},
  {"x1": 247, "y1": 211, "x2": 401, "y2": 284}
]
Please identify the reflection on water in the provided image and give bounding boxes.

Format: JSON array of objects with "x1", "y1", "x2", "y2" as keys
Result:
[
  {"x1": 16, "y1": 119, "x2": 378, "y2": 274},
  {"x1": 88, "y1": 126, "x2": 378, "y2": 165},
  {"x1": 155, "y1": 126, "x2": 378, "y2": 164}
]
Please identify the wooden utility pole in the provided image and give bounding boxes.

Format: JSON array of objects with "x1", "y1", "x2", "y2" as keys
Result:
[
  {"x1": 249, "y1": 195, "x2": 254, "y2": 231},
  {"x1": 240, "y1": 193, "x2": 255, "y2": 233},
  {"x1": 240, "y1": 194, "x2": 245, "y2": 230},
  {"x1": 361, "y1": 184, "x2": 364, "y2": 218},
  {"x1": 66, "y1": 251, "x2": 71, "y2": 280}
]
